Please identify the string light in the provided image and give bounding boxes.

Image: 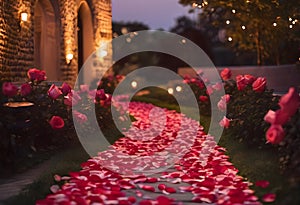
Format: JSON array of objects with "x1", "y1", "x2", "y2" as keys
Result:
[
  {"x1": 289, "y1": 25, "x2": 293, "y2": 29},
  {"x1": 241, "y1": 25, "x2": 246, "y2": 30},
  {"x1": 228, "y1": 37, "x2": 233, "y2": 42},
  {"x1": 289, "y1": 17, "x2": 293, "y2": 21},
  {"x1": 232, "y1": 9, "x2": 236, "y2": 14},
  {"x1": 292, "y1": 21, "x2": 296, "y2": 25},
  {"x1": 273, "y1": 22, "x2": 277, "y2": 27},
  {"x1": 168, "y1": 88, "x2": 174, "y2": 95},
  {"x1": 226, "y1": 20, "x2": 230, "y2": 25}
]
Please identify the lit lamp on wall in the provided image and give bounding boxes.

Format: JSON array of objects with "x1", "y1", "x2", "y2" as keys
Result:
[
  {"x1": 20, "y1": 12, "x2": 28, "y2": 22},
  {"x1": 66, "y1": 53, "x2": 74, "y2": 64}
]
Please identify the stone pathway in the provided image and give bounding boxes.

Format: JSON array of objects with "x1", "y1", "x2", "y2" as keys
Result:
[{"x1": 0, "y1": 157, "x2": 54, "y2": 203}]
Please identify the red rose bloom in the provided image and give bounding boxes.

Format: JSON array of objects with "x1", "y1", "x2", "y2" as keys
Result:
[
  {"x1": 49, "y1": 116, "x2": 64, "y2": 129},
  {"x1": 252, "y1": 77, "x2": 266, "y2": 93},
  {"x1": 236, "y1": 75, "x2": 247, "y2": 91},
  {"x1": 60, "y1": 82, "x2": 71, "y2": 95},
  {"x1": 2, "y1": 82, "x2": 18, "y2": 97},
  {"x1": 20, "y1": 83, "x2": 32, "y2": 96},
  {"x1": 27, "y1": 68, "x2": 46, "y2": 82},
  {"x1": 199, "y1": 95, "x2": 209, "y2": 102},
  {"x1": 220, "y1": 68, "x2": 232, "y2": 80}
]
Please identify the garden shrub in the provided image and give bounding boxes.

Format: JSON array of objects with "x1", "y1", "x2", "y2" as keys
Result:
[
  {"x1": 0, "y1": 68, "x2": 113, "y2": 171},
  {"x1": 224, "y1": 79, "x2": 279, "y2": 146}
]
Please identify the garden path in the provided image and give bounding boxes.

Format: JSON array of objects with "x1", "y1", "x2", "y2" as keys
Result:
[
  {"x1": 0, "y1": 155, "x2": 55, "y2": 203},
  {"x1": 36, "y1": 100, "x2": 260, "y2": 205}
]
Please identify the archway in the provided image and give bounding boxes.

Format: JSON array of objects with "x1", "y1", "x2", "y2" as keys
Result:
[
  {"x1": 77, "y1": 1, "x2": 94, "y2": 84},
  {"x1": 34, "y1": 0, "x2": 59, "y2": 81}
]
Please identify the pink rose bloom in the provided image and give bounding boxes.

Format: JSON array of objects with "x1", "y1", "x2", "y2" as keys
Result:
[
  {"x1": 88, "y1": 89, "x2": 97, "y2": 100},
  {"x1": 64, "y1": 91, "x2": 81, "y2": 106},
  {"x1": 264, "y1": 110, "x2": 276, "y2": 124},
  {"x1": 60, "y1": 82, "x2": 71, "y2": 95},
  {"x1": 199, "y1": 95, "x2": 209, "y2": 102},
  {"x1": 266, "y1": 124, "x2": 285, "y2": 144},
  {"x1": 220, "y1": 68, "x2": 232, "y2": 80},
  {"x1": 212, "y1": 82, "x2": 223, "y2": 91},
  {"x1": 236, "y1": 75, "x2": 247, "y2": 91},
  {"x1": 218, "y1": 95, "x2": 230, "y2": 112},
  {"x1": 2, "y1": 82, "x2": 18, "y2": 97},
  {"x1": 73, "y1": 110, "x2": 88, "y2": 124},
  {"x1": 48, "y1": 84, "x2": 62, "y2": 100},
  {"x1": 223, "y1": 94, "x2": 230, "y2": 103},
  {"x1": 80, "y1": 84, "x2": 89, "y2": 93},
  {"x1": 219, "y1": 116, "x2": 230, "y2": 128},
  {"x1": 20, "y1": 83, "x2": 32, "y2": 96},
  {"x1": 279, "y1": 87, "x2": 300, "y2": 117},
  {"x1": 244, "y1": 74, "x2": 256, "y2": 85},
  {"x1": 264, "y1": 109, "x2": 290, "y2": 125},
  {"x1": 218, "y1": 99, "x2": 227, "y2": 112},
  {"x1": 206, "y1": 86, "x2": 214, "y2": 96},
  {"x1": 252, "y1": 77, "x2": 266, "y2": 93},
  {"x1": 49, "y1": 116, "x2": 64, "y2": 130}
]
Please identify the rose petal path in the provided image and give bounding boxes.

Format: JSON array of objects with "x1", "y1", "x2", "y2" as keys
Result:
[{"x1": 35, "y1": 99, "x2": 260, "y2": 204}]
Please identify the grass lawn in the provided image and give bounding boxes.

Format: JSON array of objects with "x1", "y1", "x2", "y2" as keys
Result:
[{"x1": 3, "y1": 142, "x2": 89, "y2": 205}]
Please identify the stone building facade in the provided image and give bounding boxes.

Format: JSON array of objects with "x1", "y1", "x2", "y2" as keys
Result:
[{"x1": 0, "y1": 0, "x2": 112, "y2": 85}]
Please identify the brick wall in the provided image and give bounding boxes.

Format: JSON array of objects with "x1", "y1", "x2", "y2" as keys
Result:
[
  {"x1": 0, "y1": 0, "x2": 35, "y2": 82},
  {"x1": 0, "y1": 0, "x2": 112, "y2": 84}
]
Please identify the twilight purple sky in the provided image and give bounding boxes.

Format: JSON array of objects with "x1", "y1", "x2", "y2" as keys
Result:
[{"x1": 112, "y1": 0, "x2": 192, "y2": 30}]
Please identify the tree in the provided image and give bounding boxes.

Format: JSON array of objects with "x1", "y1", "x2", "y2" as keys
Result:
[
  {"x1": 112, "y1": 21, "x2": 149, "y2": 37},
  {"x1": 179, "y1": 0, "x2": 300, "y2": 65},
  {"x1": 170, "y1": 16, "x2": 196, "y2": 33}
]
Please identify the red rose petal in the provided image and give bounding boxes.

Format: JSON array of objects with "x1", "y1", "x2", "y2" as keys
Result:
[{"x1": 262, "y1": 193, "x2": 276, "y2": 202}]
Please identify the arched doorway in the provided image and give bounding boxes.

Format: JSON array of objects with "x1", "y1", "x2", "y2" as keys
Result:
[
  {"x1": 77, "y1": 1, "x2": 94, "y2": 85},
  {"x1": 34, "y1": 0, "x2": 59, "y2": 81}
]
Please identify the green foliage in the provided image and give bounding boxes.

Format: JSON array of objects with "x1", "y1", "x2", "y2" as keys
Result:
[{"x1": 224, "y1": 80, "x2": 279, "y2": 146}]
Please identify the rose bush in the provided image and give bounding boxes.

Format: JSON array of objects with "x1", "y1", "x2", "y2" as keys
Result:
[{"x1": 0, "y1": 68, "x2": 114, "y2": 170}]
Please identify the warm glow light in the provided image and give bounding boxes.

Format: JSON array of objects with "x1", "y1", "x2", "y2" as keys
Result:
[
  {"x1": 131, "y1": 81, "x2": 137, "y2": 89},
  {"x1": 98, "y1": 50, "x2": 108, "y2": 58},
  {"x1": 292, "y1": 21, "x2": 296, "y2": 25},
  {"x1": 228, "y1": 37, "x2": 233, "y2": 42},
  {"x1": 226, "y1": 20, "x2": 230, "y2": 25},
  {"x1": 232, "y1": 9, "x2": 236, "y2": 14},
  {"x1": 289, "y1": 17, "x2": 293, "y2": 21},
  {"x1": 167, "y1": 88, "x2": 174, "y2": 95},
  {"x1": 21, "y1": 12, "x2": 28, "y2": 22},
  {"x1": 273, "y1": 22, "x2": 277, "y2": 27},
  {"x1": 289, "y1": 25, "x2": 293, "y2": 29},
  {"x1": 66, "y1": 53, "x2": 73, "y2": 64},
  {"x1": 241, "y1": 25, "x2": 246, "y2": 30},
  {"x1": 176, "y1": 86, "x2": 182, "y2": 92}
]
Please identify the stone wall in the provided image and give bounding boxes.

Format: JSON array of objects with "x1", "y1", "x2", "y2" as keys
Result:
[{"x1": 0, "y1": 0, "x2": 112, "y2": 84}]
